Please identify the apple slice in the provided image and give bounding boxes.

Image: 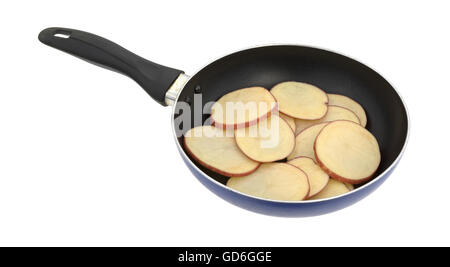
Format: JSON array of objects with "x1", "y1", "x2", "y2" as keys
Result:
[
  {"x1": 279, "y1": 113, "x2": 296, "y2": 132},
  {"x1": 328, "y1": 94, "x2": 367, "y2": 127},
  {"x1": 211, "y1": 87, "x2": 277, "y2": 129},
  {"x1": 308, "y1": 179, "x2": 352, "y2": 200},
  {"x1": 227, "y1": 163, "x2": 310, "y2": 201},
  {"x1": 345, "y1": 183, "x2": 354, "y2": 191},
  {"x1": 235, "y1": 115, "x2": 295, "y2": 162},
  {"x1": 295, "y1": 105, "x2": 360, "y2": 135},
  {"x1": 287, "y1": 122, "x2": 328, "y2": 161},
  {"x1": 270, "y1": 81, "x2": 328, "y2": 120},
  {"x1": 288, "y1": 157, "x2": 329, "y2": 198},
  {"x1": 314, "y1": 120, "x2": 381, "y2": 184},
  {"x1": 184, "y1": 126, "x2": 260, "y2": 176}
]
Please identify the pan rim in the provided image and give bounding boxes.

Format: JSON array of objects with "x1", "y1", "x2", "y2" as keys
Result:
[{"x1": 170, "y1": 43, "x2": 410, "y2": 205}]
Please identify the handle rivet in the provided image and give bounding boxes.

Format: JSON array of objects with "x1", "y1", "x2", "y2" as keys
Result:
[
  {"x1": 184, "y1": 96, "x2": 192, "y2": 105},
  {"x1": 194, "y1": 85, "x2": 202, "y2": 94}
]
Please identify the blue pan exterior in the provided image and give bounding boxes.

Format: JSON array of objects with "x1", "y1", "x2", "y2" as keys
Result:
[{"x1": 177, "y1": 144, "x2": 402, "y2": 217}]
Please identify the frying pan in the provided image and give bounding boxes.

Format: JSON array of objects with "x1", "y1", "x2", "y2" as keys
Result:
[{"x1": 39, "y1": 27, "x2": 409, "y2": 217}]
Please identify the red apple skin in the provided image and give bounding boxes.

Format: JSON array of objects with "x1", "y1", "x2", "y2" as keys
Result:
[
  {"x1": 183, "y1": 137, "x2": 261, "y2": 177},
  {"x1": 211, "y1": 96, "x2": 278, "y2": 130},
  {"x1": 287, "y1": 156, "x2": 329, "y2": 198},
  {"x1": 278, "y1": 112, "x2": 296, "y2": 133},
  {"x1": 327, "y1": 105, "x2": 361, "y2": 125},
  {"x1": 313, "y1": 92, "x2": 329, "y2": 120},
  {"x1": 284, "y1": 163, "x2": 311, "y2": 200},
  {"x1": 327, "y1": 93, "x2": 367, "y2": 127},
  {"x1": 234, "y1": 135, "x2": 296, "y2": 163},
  {"x1": 314, "y1": 155, "x2": 374, "y2": 184},
  {"x1": 294, "y1": 105, "x2": 361, "y2": 136},
  {"x1": 270, "y1": 82, "x2": 329, "y2": 120},
  {"x1": 295, "y1": 120, "x2": 329, "y2": 138},
  {"x1": 313, "y1": 120, "x2": 377, "y2": 185}
]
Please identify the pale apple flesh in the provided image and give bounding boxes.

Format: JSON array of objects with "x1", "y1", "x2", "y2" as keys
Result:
[
  {"x1": 184, "y1": 126, "x2": 260, "y2": 177},
  {"x1": 295, "y1": 105, "x2": 360, "y2": 135},
  {"x1": 344, "y1": 183, "x2": 354, "y2": 191},
  {"x1": 287, "y1": 122, "x2": 328, "y2": 161},
  {"x1": 270, "y1": 81, "x2": 328, "y2": 120},
  {"x1": 288, "y1": 157, "x2": 329, "y2": 198},
  {"x1": 279, "y1": 113, "x2": 296, "y2": 132},
  {"x1": 314, "y1": 120, "x2": 381, "y2": 184},
  {"x1": 235, "y1": 115, "x2": 295, "y2": 162},
  {"x1": 211, "y1": 87, "x2": 277, "y2": 129},
  {"x1": 308, "y1": 179, "x2": 352, "y2": 200},
  {"x1": 327, "y1": 94, "x2": 367, "y2": 127},
  {"x1": 227, "y1": 163, "x2": 310, "y2": 201}
]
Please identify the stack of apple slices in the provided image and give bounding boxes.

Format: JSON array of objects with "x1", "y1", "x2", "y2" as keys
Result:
[{"x1": 184, "y1": 82, "x2": 380, "y2": 201}]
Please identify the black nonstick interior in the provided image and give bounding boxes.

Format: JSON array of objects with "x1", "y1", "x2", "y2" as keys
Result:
[{"x1": 175, "y1": 45, "x2": 408, "y2": 186}]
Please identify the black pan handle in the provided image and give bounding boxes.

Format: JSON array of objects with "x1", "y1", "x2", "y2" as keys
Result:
[{"x1": 38, "y1": 27, "x2": 184, "y2": 106}]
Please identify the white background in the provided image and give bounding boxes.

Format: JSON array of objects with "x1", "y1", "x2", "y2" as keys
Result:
[{"x1": 0, "y1": 0, "x2": 449, "y2": 246}]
